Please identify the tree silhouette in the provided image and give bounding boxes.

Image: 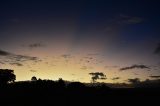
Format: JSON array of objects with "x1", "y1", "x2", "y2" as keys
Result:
[
  {"x1": 57, "y1": 78, "x2": 65, "y2": 88},
  {"x1": 67, "y1": 82, "x2": 86, "y2": 90},
  {"x1": 0, "y1": 69, "x2": 16, "y2": 85},
  {"x1": 31, "y1": 76, "x2": 37, "y2": 81},
  {"x1": 89, "y1": 72, "x2": 107, "y2": 83}
]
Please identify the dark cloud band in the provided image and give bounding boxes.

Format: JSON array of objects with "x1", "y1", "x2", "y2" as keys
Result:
[
  {"x1": 120, "y1": 64, "x2": 150, "y2": 71},
  {"x1": 0, "y1": 49, "x2": 40, "y2": 66}
]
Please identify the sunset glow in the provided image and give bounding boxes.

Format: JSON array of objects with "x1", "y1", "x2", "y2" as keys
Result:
[{"x1": 0, "y1": 0, "x2": 160, "y2": 83}]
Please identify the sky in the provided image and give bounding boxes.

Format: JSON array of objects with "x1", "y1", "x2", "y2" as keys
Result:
[{"x1": 0, "y1": 0, "x2": 160, "y2": 83}]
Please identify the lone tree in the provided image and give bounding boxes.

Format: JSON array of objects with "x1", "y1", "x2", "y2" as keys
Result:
[
  {"x1": 0, "y1": 69, "x2": 16, "y2": 84},
  {"x1": 31, "y1": 76, "x2": 37, "y2": 81},
  {"x1": 89, "y1": 72, "x2": 107, "y2": 83}
]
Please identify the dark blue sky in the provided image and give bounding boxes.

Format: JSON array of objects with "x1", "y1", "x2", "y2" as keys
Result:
[{"x1": 0, "y1": 0, "x2": 160, "y2": 45}]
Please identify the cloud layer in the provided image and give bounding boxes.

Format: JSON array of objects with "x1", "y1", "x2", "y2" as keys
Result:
[
  {"x1": 149, "y1": 76, "x2": 160, "y2": 79},
  {"x1": 154, "y1": 43, "x2": 160, "y2": 54},
  {"x1": 0, "y1": 49, "x2": 39, "y2": 66},
  {"x1": 120, "y1": 64, "x2": 150, "y2": 71}
]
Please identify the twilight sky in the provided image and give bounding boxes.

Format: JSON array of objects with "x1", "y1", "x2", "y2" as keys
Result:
[{"x1": 0, "y1": 0, "x2": 160, "y2": 83}]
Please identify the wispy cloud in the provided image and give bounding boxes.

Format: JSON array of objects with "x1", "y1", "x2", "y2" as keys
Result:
[
  {"x1": 30, "y1": 70, "x2": 37, "y2": 72},
  {"x1": 87, "y1": 53, "x2": 100, "y2": 56},
  {"x1": 0, "y1": 49, "x2": 40, "y2": 66},
  {"x1": 154, "y1": 43, "x2": 160, "y2": 54},
  {"x1": 22, "y1": 42, "x2": 45, "y2": 49},
  {"x1": 10, "y1": 62, "x2": 23, "y2": 66},
  {"x1": 120, "y1": 64, "x2": 150, "y2": 71},
  {"x1": 83, "y1": 56, "x2": 93, "y2": 60},
  {"x1": 118, "y1": 14, "x2": 143, "y2": 24},
  {"x1": 104, "y1": 14, "x2": 143, "y2": 33},
  {"x1": 80, "y1": 66, "x2": 93, "y2": 70},
  {"x1": 128, "y1": 78, "x2": 140, "y2": 84},
  {"x1": 0, "y1": 50, "x2": 11, "y2": 56},
  {"x1": 149, "y1": 75, "x2": 160, "y2": 79},
  {"x1": 29, "y1": 43, "x2": 45, "y2": 48},
  {"x1": 111, "y1": 77, "x2": 120, "y2": 80},
  {"x1": 61, "y1": 54, "x2": 72, "y2": 59}
]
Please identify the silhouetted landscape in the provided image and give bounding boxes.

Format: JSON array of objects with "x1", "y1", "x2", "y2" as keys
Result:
[
  {"x1": 0, "y1": 69, "x2": 160, "y2": 105},
  {"x1": 1, "y1": 0, "x2": 160, "y2": 105}
]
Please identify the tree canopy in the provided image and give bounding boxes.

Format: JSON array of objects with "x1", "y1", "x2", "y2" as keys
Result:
[
  {"x1": 89, "y1": 72, "x2": 107, "y2": 83},
  {"x1": 0, "y1": 69, "x2": 16, "y2": 84}
]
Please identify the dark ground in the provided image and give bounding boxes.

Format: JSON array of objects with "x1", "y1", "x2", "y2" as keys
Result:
[{"x1": 0, "y1": 80, "x2": 159, "y2": 106}]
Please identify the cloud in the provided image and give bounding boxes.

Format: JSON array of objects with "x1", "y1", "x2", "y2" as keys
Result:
[
  {"x1": 60, "y1": 54, "x2": 73, "y2": 63},
  {"x1": 80, "y1": 66, "x2": 93, "y2": 70},
  {"x1": 120, "y1": 64, "x2": 150, "y2": 71},
  {"x1": 87, "y1": 53, "x2": 100, "y2": 56},
  {"x1": 112, "y1": 77, "x2": 120, "y2": 80},
  {"x1": 80, "y1": 66, "x2": 88, "y2": 70},
  {"x1": 30, "y1": 70, "x2": 37, "y2": 72},
  {"x1": 82, "y1": 56, "x2": 96, "y2": 64},
  {"x1": 83, "y1": 56, "x2": 93, "y2": 60},
  {"x1": 22, "y1": 43, "x2": 45, "y2": 49},
  {"x1": 71, "y1": 74, "x2": 75, "y2": 76},
  {"x1": 149, "y1": 76, "x2": 160, "y2": 79},
  {"x1": 154, "y1": 43, "x2": 160, "y2": 54},
  {"x1": 0, "y1": 49, "x2": 40, "y2": 66},
  {"x1": 94, "y1": 14, "x2": 144, "y2": 51},
  {"x1": 29, "y1": 43, "x2": 45, "y2": 48},
  {"x1": 104, "y1": 14, "x2": 143, "y2": 33},
  {"x1": 103, "y1": 14, "x2": 143, "y2": 39},
  {"x1": 0, "y1": 50, "x2": 11, "y2": 56},
  {"x1": 128, "y1": 78, "x2": 141, "y2": 84},
  {"x1": 10, "y1": 62, "x2": 23, "y2": 66},
  {"x1": 61, "y1": 54, "x2": 72, "y2": 59},
  {"x1": 12, "y1": 55, "x2": 39, "y2": 62},
  {"x1": 119, "y1": 14, "x2": 143, "y2": 24}
]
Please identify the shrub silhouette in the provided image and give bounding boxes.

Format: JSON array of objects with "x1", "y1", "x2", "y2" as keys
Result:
[
  {"x1": 0, "y1": 69, "x2": 16, "y2": 85},
  {"x1": 31, "y1": 76, "x2": 37, "y2": 81},
  {"x1": 57, "y1": 78, "x2": 65, "y2": 88}
]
